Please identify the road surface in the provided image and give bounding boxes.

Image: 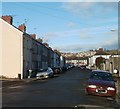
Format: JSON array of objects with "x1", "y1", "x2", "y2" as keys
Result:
[{"x1": 2, "y1": 67, "x2": 119, "y2": 108}]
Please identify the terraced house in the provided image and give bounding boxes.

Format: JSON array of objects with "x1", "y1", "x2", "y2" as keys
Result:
[{"x1": 0, "y1": 15, "x2": 66, "y2": 79}]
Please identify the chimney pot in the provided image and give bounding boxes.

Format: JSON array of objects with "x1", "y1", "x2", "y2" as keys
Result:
[
  {"x1": 2, "y1": 15, "x2": 13, "y2": 25},
  {"x1": 37, "y1": 38, "x2": 43, "y2": 43},
  {"x1": 43, "y1": 43, "x2": 49, "y2": 47},
  {"x1": 18, "y1": 24, "x2": 26, "y2": 32},
  {"x1": 30, "y1": 34, "x2": 36, "y2": 39}
]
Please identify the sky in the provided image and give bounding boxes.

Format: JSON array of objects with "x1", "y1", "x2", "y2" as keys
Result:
[{"x1": 1, "y1": 1, "x2": 118, "y2": 53}]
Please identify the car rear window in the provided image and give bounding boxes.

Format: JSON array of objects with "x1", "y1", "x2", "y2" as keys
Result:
[{"x1": 90, "y1": 72, "x2": 113, "y2": 81}]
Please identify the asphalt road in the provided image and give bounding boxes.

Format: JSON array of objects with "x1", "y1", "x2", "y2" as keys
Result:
[{"x1": 2, "y1": 67, "x2": 120, "y2": 109}]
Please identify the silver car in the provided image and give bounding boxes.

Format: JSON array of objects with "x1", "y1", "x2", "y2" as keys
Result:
[{"x1": 36, "y1": 67, "x2": 54, "y2": 79}]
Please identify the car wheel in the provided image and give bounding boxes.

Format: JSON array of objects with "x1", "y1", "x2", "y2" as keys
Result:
[
  {"x1": 51, "y1": 74, "x2": 54, "y2": 78},
  {"x1": 111, "y1": 95, "x2": 116, "y2": 100}
]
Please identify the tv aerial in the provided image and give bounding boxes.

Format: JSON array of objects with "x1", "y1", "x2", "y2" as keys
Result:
[
  {"x1": 24, "y1": 19, "x2": 29, "y2": 25},
  {"x1": 11, "y1": 15, "x2": 17, "y2": 17}
]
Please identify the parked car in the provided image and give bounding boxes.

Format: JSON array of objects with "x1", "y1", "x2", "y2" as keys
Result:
[
  {"x1": 62, "y1": 66, "x2": 68, "y2": 72},
  {"x1": 80, "y1": 65, "x2": 86, "y2": 70},
  {"x1": 52, "y1": 67, "x2": 62, "y2": 74},
  {"x1": 86, "y1": 70, "x2": 116, "y2": 98},
  {"x1": 66, "y1": 65, "x2": 74, "y2": 70},
  {"x1": 36, "y1": 67, "x2": 54, "y2": 79}
]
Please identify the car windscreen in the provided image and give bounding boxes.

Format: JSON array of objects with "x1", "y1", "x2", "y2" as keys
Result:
[
  {"x1": 90, "y1": 72, "x2": 113, "y2": 81},
  {"x1": 38, "y1": 68, "x2": 48, "y2": 72}
]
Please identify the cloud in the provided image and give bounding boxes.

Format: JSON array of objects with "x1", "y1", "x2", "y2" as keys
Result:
[
  {"x1": 61, "y1": 2, "x2": 93, "y2": 17},
  {"x1": 102, "y1": 38, "x2": 118, "y2": 49},
  {"x1": 42, "y1": 32, "x2": 57, "y2": 42},
  {"x1": 54, "y1": 44, "x2": 83, "y2": 52},
  {"x1": 67, "y1": 22, "x2": 77, "y2": 28},
  {"x1": 50, "y1": 24, "x2": 117, "y2": 38},
  {"x1": 54, "y1": 38, "x2": 118, "y2": 53},
  {"x1": 41, "y1": 23, "x2": 117, "y2": 42},
  {"x1": 79, "y1": 32, "x2": 92, "y2": 39},
  {"x1": 61, "y1": 2, "x2": 118, "y2": 18},
  {"x1": 54, "y1": 44, "x2": 98, "y2": 53},
  {"x1": 41, "y1": 24, "x2": 118, "y2": 52}
]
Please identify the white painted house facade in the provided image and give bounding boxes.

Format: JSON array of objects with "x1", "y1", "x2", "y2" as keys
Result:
[{"x1": 0, "y1": 17, "x2": 23, "y2": 78}]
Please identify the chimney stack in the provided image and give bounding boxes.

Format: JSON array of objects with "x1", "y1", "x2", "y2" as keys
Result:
[
  {"x1": 30, "y1": 34, "x2": 36, "y2": 39},
  {"x1": 37, "y1": 38, "x2": 43, "y2": 43},
  {"x1": 18, "y1": 24, "x2": 26, "y2": 32},
  {"x1": 54, "y1": 49, "x2": 61, "y2": 55},
  {"x1": 2, "y1": 15, "x2": 13, "y2": 25},
  {"x1": 98, "y1": 48, "x2": 104, "y2": 51},
  {"x1": 43, "y1": 43, "x2": 49, "y2": 47}
]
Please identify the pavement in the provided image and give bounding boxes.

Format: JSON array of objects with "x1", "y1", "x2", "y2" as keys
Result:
[
  {"x1": 1, "y1": 75, "x2": 60, "y2": 88},
  {"x1": 115, "y1": 76, "x2": 120, "y2": 107},
  {"x1": 1, "y1": 77, "x2": 37, "y2": 88}
]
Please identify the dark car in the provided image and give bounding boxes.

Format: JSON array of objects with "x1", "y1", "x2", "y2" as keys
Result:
[
  {"x1": 86, "y1": 70, "x2": 116, "y2": 98},
  {"x1": 80, "y1": 65, "x2": 86, "y2": 70},
  {"x1": 61, "y1": 66, "x2": 68, "y2": 72},
  {"x1": 52, "y1": 67, "x2": 62, "y2": 74}
]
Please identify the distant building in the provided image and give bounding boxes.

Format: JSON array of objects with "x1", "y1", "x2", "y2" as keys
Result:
[
  {"x1": 66, "y1": 57, "x2": 89, "y2": 67},
  {"x1": 88, "y1": 48, "x2": 119, "y2": 73},
  {"x1": 89, "y1": 49, "x2": 111, "y2": 70}
]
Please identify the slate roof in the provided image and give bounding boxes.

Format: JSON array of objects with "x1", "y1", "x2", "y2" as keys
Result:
[{"x1": 95, "y1": 51, "x2": 110, "y2": 55}]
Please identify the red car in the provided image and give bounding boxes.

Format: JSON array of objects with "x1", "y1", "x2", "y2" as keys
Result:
[{"x1": 86, "y1": 70, "x2": 116, "y2": 98}]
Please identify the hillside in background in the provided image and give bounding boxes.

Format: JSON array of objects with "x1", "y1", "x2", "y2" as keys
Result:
[{"x1": 61, "y1": 49, "x2": 120, "y2": 60}]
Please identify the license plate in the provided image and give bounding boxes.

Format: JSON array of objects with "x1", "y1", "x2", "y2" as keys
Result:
[{"x1": 96, "y1": 89, "x2": 107, "y2": 93}]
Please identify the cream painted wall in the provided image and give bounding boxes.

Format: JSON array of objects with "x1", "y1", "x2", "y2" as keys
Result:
[
  {"x1": 0, "y1": 19, "x2": 23, "y2": 78},
  {"x1": 0, "y1": 19, "x2": 2, "y2": 77}
]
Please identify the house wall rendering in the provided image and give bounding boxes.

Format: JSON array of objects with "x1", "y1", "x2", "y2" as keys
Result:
[
  {"x1": 0, "y1": 18, "x2": 2, "y2": 77},
  {"x1": 0, "y1": 18, "x2": 23, "y2": 78}
]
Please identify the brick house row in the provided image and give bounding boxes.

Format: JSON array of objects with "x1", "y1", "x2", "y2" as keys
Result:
[{"x1": 0, "y1": 15, "x2": 66, "y2": 79}]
